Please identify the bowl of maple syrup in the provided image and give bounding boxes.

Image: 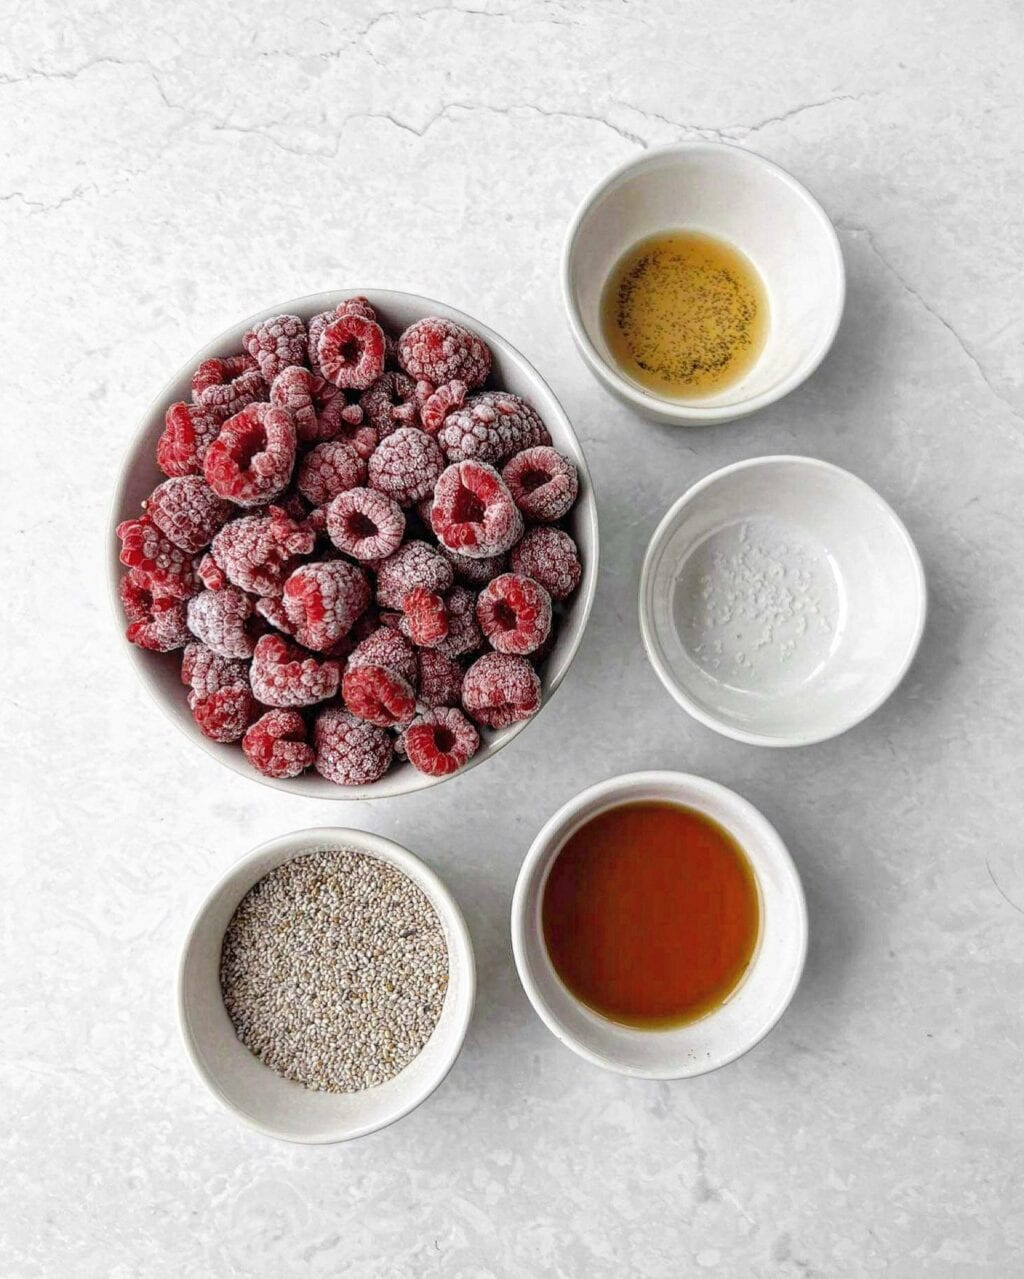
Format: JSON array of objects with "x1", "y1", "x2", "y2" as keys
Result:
[
  {"x1": 562, "y1": 142, "x2": 845, "y2": 424},
  {"x1": 511, "y1": 771, "x2": 807, "y2": 1078}
]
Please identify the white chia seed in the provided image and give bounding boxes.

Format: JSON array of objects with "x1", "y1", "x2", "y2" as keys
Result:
[{"x1": 220, "y1": 848, "x2": 449, "y2": 1093}]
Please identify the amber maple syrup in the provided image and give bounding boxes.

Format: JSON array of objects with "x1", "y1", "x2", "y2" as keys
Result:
[
  {"x1": 600, "y1": 229, "x2": 768, "y2": 399},
  {"x1": 541, "y1": 801, "x2": 760, "y2": 1028}
]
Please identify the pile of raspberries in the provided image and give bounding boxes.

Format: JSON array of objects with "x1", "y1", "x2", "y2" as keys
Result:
[{"x1": 117, "y1": 300, "x2": 584, "y2": 785}]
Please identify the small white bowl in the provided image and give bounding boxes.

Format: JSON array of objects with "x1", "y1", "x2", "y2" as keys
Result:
[
  {"x1": 511, "y1": 771, "x2": 807, "y2": 1078},
  {"x1": 109, "y1": 290, "x2": 598, "y2": 799},
  {"x1": 639, "y1": 456, "x2": 926, "y2": 746},
  {"x1": 562, "y1": 142, "x2": 845, "y2": 424},
  {"x1": 178, "y1": 827, "x2": 475, "y2": 1143}
]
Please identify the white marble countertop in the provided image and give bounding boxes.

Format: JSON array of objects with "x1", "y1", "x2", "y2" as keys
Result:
[{"x1": 5, "y1": 1, "x2": 1023, "y2": 1274}]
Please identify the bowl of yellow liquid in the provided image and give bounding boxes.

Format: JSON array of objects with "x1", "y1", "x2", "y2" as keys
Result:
[{"x1": 562, "y1": 143, "x2": 845, "y2": 424}]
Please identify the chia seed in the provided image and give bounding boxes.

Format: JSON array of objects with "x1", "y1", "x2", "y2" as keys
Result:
[{"x1": 219, "y1": 848, "x2": 449, "y2": 1093}]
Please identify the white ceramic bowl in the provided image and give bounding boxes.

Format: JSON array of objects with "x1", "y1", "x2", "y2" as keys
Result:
[
  {"x1": 639, "y1": 456, "x2": 927, "y2": 746},
  {"x1": 511, "y1": 772, "x2": 806, "y2": 1078},
  {"x1": 562, "y1": 142, "x2": 845, "y2": 424},
  {"x1": 179, "y1": 827, "x2": 475, "y2": 1143},
  {"x1": 108, "y1": 290, "x2": 598, "y2": 798}
]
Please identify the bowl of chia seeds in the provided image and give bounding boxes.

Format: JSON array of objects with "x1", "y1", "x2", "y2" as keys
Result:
[{"x1": 178, "y1": 827, "x2": 475, "y2": 1143}]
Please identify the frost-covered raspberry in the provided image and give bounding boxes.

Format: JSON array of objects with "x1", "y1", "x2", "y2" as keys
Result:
[
  {"x1": 186, "y1": 586, "x2": 258, "y2": 659},
  {"x1": 296, "y1": 441, "x2": 366, "y2": 507},
  {"x1": 279, "y1": 560, "x2": 370, "y2": 651},
  {"x1": 509, "y1": 527, "x2": 581, "y2": 601},
  {"x1": 502, "y1": 446, "x2": 579, "y2": 522},
  {"x1": 437, "y1": 391, "x2": 550, "y2": 465},
  {"x1": 326, "y1": 488, "x2": 405, "y2": 561},
  {"x1": 116, "y1": 515, "x2": 199, "y2": 600},
  {"x1": 242, "y1": 709, "x2": 315, "y2": 779},
  {"x1": 417, "y1": 649, "x2": 464, "y2": 709},
  {"x1": 249, "y1": 633, "x2": 340, "y2": 707},
  {"x1": 360, "y1": 371, "x2": 420, "y2": 437},
  {"x1": 403, "y1": 585, "x2": 482, "y2": 658},
  {"x1": 307, "y1": 310, "x2": 334, "y2": 377},
  {"x1": 462, "y1": 652, "x2": 541, "y2": 729},
  {"x1": 318, "y1": 313, "x2": 386, "y2": 390},
  {"x1": 181, "y1": 642, "x2": 255, "y2": 741},
  {"x1": 418, "y1": 379, "x2": 467, "y2": 434},
  {"x1": 476, "y1": 573, "x2": 552, "y2": 655},
  {"x1": 348, "y1": 626, "x2": 418, "y2": 688},
  {"x1": 270, "y1": 366, "x2": 340, "y2": 444},
  {"x1": 243, "y1": 314, "x2": 308, "y2": 383},
  {"x1": 430, "y1": 460, "x2": 523, "y2": 558},
  {"x1": 402, "y1": 587, "x2": 448, "y2": 646},
  {"x1": 120, "y1": 571, "x2": 190, "y2": 652},
  {"x1": 143, "y1": 475, "x2": 232, "y2": 553},
  {"x1": 313, "y1": 705, "x2": 393, "y2": 786},
  {"x1": 203, "y1": 403, "x2": 297, "y2": 508},
  {"x1": 196, "y1": 553, "x2": 227, "y2": 590},
  {"x1": 403, "y1": 707, "x2": 480, "y2": 777},
  {"x1": 191, "y1": 355, "x2": 266, "y2": 419},
  {"x1": 375, "y1": 540, "x2": 453, "y2": 609},
  {"x1": 367, "y1": 428, "x2": 444, "y2": 506},
  {"x1": 342, "y1": 663, "x2": 416, "y2": 727},
  {"x1": 181, "y1": 642, "x2": 249, "y2": 701},
  {"x1": 211, "y1": 507, "x2": 315, "y2": 597},
  {"x1": 316, "y1": 395, "x2": 379, "y2": 459},
  {"x1": 397, "y1": 317, "x2": 491, "y2": 389},
  {"x1": 157, "y1": 402, "x2": 223, "y2": 477},
  {"x1": 438, "y1": 544, "x2": 507, "y2": 587}
]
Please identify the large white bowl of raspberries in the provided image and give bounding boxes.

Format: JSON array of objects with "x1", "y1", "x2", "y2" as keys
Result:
[{"x1": 109, "y1": 291, "x2": 598, "y2": 797}]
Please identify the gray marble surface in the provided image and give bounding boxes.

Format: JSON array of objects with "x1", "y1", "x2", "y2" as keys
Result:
[{"x1": 4, "y1": 1, "x2": 1023, "y2": 1274}]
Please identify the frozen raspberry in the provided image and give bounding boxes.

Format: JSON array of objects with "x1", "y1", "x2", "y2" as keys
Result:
[
  {"x1": 430, "y1": 460, "x2": 524, "y2": 558},
  {"x1": 316, "y1": 394, "x2": 380, "y2": 459},
  {"x1": 418, "y1": 379, "x2": 467, "y2": 434},
  {"x1": 313, "y1": 705, "x2": 393, "y2": 786},
  {"x1": 157, "y1": 402, "x2": 223, "y2": 477},
  {"x1": 318, "y1": 313, "x2": 386, "y2": 391},
  {"x1": 210, "y1": 507, "x2": 314, "y2": 597},
  {"x1": 326, "y1": 488, "x2": 405, "y2": 561},
  {"x1": 186, "y1": 586, "x2": 258, "y2": 659},
  {"x1": 270, "y1": 365, "x2": 340, "y2": 444},
  {"x1": 181, "y1": 642, "x2": 249, "y2": 700},
  {"x1": 243, "y1": 314, "x2": 308, "y2": 383},
  {"x1": 296, "y1": 441, "x2": 366, "y2": 507},
  {"x1": 116, "y1": 515, "x2": 198, "y2": 600},
  {"x1": 438, "y1": 544, "x2": 507, "y2": 586},
  {"x1": 242, "y1": 709, "x2": 315, "y2": 779},
  {"x1": 249, "y1": 633, "x2": 340, "y2": 707},
  {"x1": 196, "y1": 553, "x2": 227, "y2": 590},
  {"x1": 367, "y1": 428, "x2": 444, "y2": 506},
  {"x1": 191, "y1": 685, "x2": 256, "y2": 743},
  {"x1": 397, "y1": 317, "x2": 491, "y2": 390},
  {"x1": 336, "y1": 296, "x2": 379, "y2": 322},
  {"x1": 203, "y1": 404, "x2": 296, "y2": 508},
  {"x1": 417, "y1": 649, "x2": 464, "y2": 709},
  {"x1": 509, "y1": 526, "x2": 582, "y2": 601},
  {"x1": 342, "y1": 663, "x2": 416, "y2": 727},
  {"x1": 191, "y1": 355, "x2": 266, "y2": 418},
  {"x1": 404, "y1": 585, "x2": 482, "y2": 658},
  {"x1": 438, "y1": 391, "x2": 550, "y2": 465},
  {"x1": 143, "y1": 475, "x2": 232, "y2": 553},
  {"x1": 462, "y1": 652, "x2": 541, "y2": 729},
  {"x1": 502, "y1": 446, "x2": 579, "y2": 522},
  {"x1": 360, "y1": 371, "x2": 420, "y2": 437},
  {"x1": 279, "y1": 560, "x2": 370, "y2": 651},
  {"x1": 375, "y1": 540, "x2": 453, "y2": 609},
  {"x1": 348, "y1": 626, "x2": 418, "y2": 687},
  {"x1": 120, "y1": 571, "x2": 190, "y2": 652},
  {"x1": 476, "y1": 573, "x2": 552, "y2": 655},
  {"x1": 402, "y1": 587, "x2": 449, "y2": 645},
  {"x1": 403, "y1": 707, "x2": 480, "y2": 777}
]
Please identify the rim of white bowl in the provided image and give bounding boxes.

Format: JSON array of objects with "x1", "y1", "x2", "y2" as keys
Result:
[
  {"x1": 560, "y1": 141, "x2": 847, "y2": 424},
  {"x1": 177, "y1": 826, "x2": 476, "y2": 1143},
  {"x1": 510, "y1": 771, "x2": 808, "y2": 1078},
  {"x1": 638, "y1": 455, "x2": 928, "y2": 746},
  {"x1": 107, "y1": 289, "x2": 599, "y2": 799}
]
